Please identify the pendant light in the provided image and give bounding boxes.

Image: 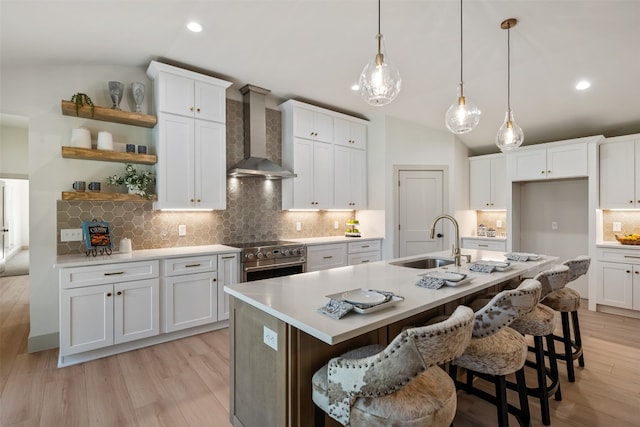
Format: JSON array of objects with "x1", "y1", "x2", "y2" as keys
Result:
[
  {"x1": 358, "y1": 0, "x2": 401, "y2": 106},
  {"x1": 495, "y1": 18, "x2": 524, "y2": 152},
  {"x1": 445, "y1": 0, "x2": 481, "y2": 134}
]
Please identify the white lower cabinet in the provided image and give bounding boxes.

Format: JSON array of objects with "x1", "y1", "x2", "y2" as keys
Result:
[
  {"x1": 59, "y1": 261, "x2": 160, "y2": 357},
  {"x1": 307, "y1": 243, "x2": 348, "y2": 272},
  {"x1": 347, "y1": 240, "x2": 381, "y2": 265},
  {"x1": 217, "y1": 253, "x2": 239, "y2": 321},
  {"x1": 461, "y1": 238, "x2": 507, "y2": 252},
  {"x1": 596, "y1": 247, "x2": 640, "y2": 311}
]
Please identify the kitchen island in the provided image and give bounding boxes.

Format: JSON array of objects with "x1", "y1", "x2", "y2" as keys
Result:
[{"x1": 225, "y1": 249, "x2": 558, "y2": 427}]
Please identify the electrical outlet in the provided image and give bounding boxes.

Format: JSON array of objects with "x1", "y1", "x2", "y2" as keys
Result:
[
  {"x1": 263, "y1": 326, "x2": 278, "y2": 351},
  {"x1": 613, "y1": 222, "x2": 622, "y2": 232},
  {"x1": 551, "y1": 221, "x2": 559, "y2": 230},
  {"x1": 496, "y1": 219, "x2": 502, "y2": 228},
  {"x1": 61, "y1": 228, "x2": 83, "y2": 242},
  {"x1": 178, "y1": 225, "x2": 186, "y2": 236},
  {"x1": 296, "y1": 222, "x2": 302, "y2": 231},
  {"x1": 334, "y1": 220, "x2": 339, "y2": 230}
]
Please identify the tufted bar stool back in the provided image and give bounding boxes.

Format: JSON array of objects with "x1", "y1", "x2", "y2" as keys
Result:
[
  {"x1": 509, "y1": 264, "x2": 569, "y2": 425},
  {"x1": 311, "y1": 305, "x2": 474, "y2": 426},
  {"x1": 542, "y1": 256, "x2": 590, "y2": 382},
  {"x1": 450, "y1": 279, "x2": 541, "y2": 427}
]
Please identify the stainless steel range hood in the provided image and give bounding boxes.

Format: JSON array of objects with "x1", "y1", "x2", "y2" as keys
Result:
[{"x1": 227, "y1": 84, "x2": 296, "y2": 179}]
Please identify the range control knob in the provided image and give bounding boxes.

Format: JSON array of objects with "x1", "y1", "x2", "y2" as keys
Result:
[
  {"x1": 282, "y1": 249, "x2": 290, "y2": 256},
  {"x1": 256, "y1": 251, "x2": 264, "y2": 259},
  {"x1": 298, "y1": 247, "x2": 305, "y2": 256},
  {"x1": 245, "y1": 252, "x2": 254, "y2": 260},
  {"x1": 264, "y1": 251, "x2": 273, "y2": 258},
  {"x1": 291, "y1": 248, "x2": 298, "y2": 255}
]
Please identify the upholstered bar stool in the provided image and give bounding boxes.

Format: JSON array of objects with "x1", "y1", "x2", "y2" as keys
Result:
[
  {"x1": 311, "y1": 305, "x2": 474, "y2": 427},
  {"x1": 509, "y1": 264, "x2": 569, "y2": 426},
  {"x1": 542, "y1": 256, "x2": 590, "y2": 382},
  {"x1": 450, "y1": 279, "x2": 542, "y2": 427}
]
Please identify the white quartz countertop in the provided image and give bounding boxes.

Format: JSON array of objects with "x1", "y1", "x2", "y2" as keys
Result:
[
  {"x1": 55, "y1": 244, "x2": 241, "y2": 268},
  {"x1": 225, "y1": 249, "x2": 558, "y2": 345},
  {"x1": 596, "y1": 241, "x2": 640, "y2": 249},
  {"x1": 287, "y1": 236, "x2": 383, "y2": 245},
  {"x1": 462, "y1": 236, "x2": 507, "y2": 242}
]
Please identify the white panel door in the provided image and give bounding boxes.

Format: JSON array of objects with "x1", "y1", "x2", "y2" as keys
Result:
[
  {"x1": 292, "y1": 138, "x2": 315, "y2": 208},
  {"x1": 158, "y1": 72, "x2": 195, "y2": 117},
  {"x1": 194, "y1": 80, "x2": 226, "y2": 123},
  {"x1": 509, "y1": 149, "x2": 547, "y2": 181},
  {"x1": 114, "y1": 279, "x2": 159, "y2": 344},
  {"x1": 60, "y1": 284, "x2": 114, "y2": 356},
  {"x1": 164, "y1": 271, "x2": 217, "y2": 332},
  {"x1": 598, "y1": 262, "x2": 633, "y2": 309},
  {"x1": 334, "y1": 145, "x2": 366, "y2": 209},
  {"x1": 0, "y1": 181, "x2": 6, "y2": 273},
  {"x1": 599, "y1": 139, "x2": 635, "y2": 208},
  {"x1": 195, "y1": 119, "x2": 226, "y2": 209},
  {"x1": 157, "y1": 113, "x2": 195, "y2": 209},
  {"x1": 313, "y1": 141, "x2": 334, "y2": 209},
  {"x1": 217, "y1": 253, "x2": 239, "y2": 321},
  {"x1": 398, "y1": 170, "x2": 444, "y2": 257}
]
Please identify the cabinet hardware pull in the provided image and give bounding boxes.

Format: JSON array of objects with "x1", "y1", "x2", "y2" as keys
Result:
[
  {"x1": 547, "y1": 170, "x2": 551, "y2": 174},
  {"x1": 107, "y1": 292, "x2": 112, "y2": 297},
  {"x1": 191, "y1": 198, "x2": 195, "y2": 202},
  {"x1": 197, "y1": 199, "x2": 201, "y2": 202},
  {"x1": 361, "y1": 260, "x2": 370, "y2": 263},
  {"x1": 197, "y1": 108, "x2": 201, "y2": 112},
  {"x1": 221, "y1": 256, "x2": 235, "y2": 259},
  {"x1": 626, "y1": 270, "x2": 631, "y2": 273},
  {"x1": 362, "y1": 245, "x2": 369, "y2": 248},
  {"x1": 213, "y1": 278, "x2": 217, "y2": 281},
  {"x1": 323, "y1": 256, "x2": 333, "y2": 259},
  {"x1": 479, "y1": 244, "x2": 489, "y2": 247},
  {"x1": 185, "y1": 263, "x2": 202, "y2": 268},
  {"x1": 624, "y1": 256, "x2": 640, "y2": 259},
  {"x1": 104, "y1": 272, "x2": 124, "y2": 276},
  {"x1": 117, "y1": 291, "x2": 123, "y2": 296},
  {"x1": 541, "y1": 171, "x2": 545, "y2": 174},
  {"x1": 190, "y1": 107, "x2": 194, "y2": 111}
]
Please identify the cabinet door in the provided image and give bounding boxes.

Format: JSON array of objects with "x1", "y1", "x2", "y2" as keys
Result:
[
  {"x1": 334, "y1": 146, "x2": 367, "y2": 209},
  {"x1": 156, "y1": 113, "x2": 196, "y2": 209},
  {"x1": 597, "y1": 261, "x2": 633, "y2": 309},
  {"x1": 114, "y1": 279, "x2": 159, "y2": 344},
  {"x1": 348, "y1": 251, "x2": 380, "y2": 265},
  {"x1": 334, "y1": 118, "x2": 367, "y2": 150},
  {"x1": 547, "y1": 143, "x2": 588, "y2": 179},
  {"x1": 599, "y1": 140, "x2": 636, "y2": 208},
  {"x1": 217, "y1": 253, "x2": 239, "y2": 321},
  {"x1": 312, "y1": 111, "x2": 334, "y2": 143},
  {"x1": 194, "y1": 80, "x2": 226, "y2": 123},
  {"x1": 195, "y1": 120, "x2": 226, "y2": 209},
  {"x1": 490, "y1": 156, "x2": 507, "y2": 209},
  {"x1": 157, "y1": 72, "x2": 196, "y2": 117},
  {"x1": 469, "y1": 157, "x2": 491, "y2": 209},
  {"x1": 292, "y1": 107, "x2": 333, "y2": 143},
  {"x1": 313, "y1": 141, "x2": 334, "y2": 209},
  {"x1": 292, "y1": 138, "x2": 315, "y2": 208},
  {"x1": 60, "y1": 284, "x2": 114, "y2": 356},
  {"x1": 634, "y1": 266, "x2": 640, "y2": 310},
  {"x1": 164, "y1": 271, "x2": 218, "y2": 332},
  {"x1": 509, "y1": 149, "x2": 547, "y2": 181}
]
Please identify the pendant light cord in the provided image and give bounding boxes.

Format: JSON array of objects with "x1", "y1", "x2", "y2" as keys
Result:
[
  {"x1": 507, "y1": 23, "x2": 511, "y2": 113},
  {"x1": 376, "y1": 0, "x2": 382, "y2": 54},
  {"x1": 459, "y1": 0, "x2": 464, "y2": 88}
]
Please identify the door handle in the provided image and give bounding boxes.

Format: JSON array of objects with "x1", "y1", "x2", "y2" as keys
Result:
[{"x1": 436, "y1": 233, "x2": 443, "y2": 238}]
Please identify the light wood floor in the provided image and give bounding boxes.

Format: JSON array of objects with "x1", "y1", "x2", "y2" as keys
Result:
[{"x1": 1, "y1": 274, "x2": 639, "y2": 426}]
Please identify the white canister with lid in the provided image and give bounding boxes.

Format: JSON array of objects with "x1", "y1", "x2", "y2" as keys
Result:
[
  {"x1": 97, "y1": 131, "x2": 114, "y2": 150},
  {"x1": 70, "y1": 128, "x2": 91, "y2": 149},
  {"x1": 119, "y1": 238, "x2": 132, "y2": 253}
]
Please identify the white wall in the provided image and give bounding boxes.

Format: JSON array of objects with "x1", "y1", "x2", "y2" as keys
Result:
[
  {"x1": 0, "y1": 124, "x2": 28, "y2": 178},
  {"x1": 1, "y1": 64, "x2": 153, "y2": 351}
]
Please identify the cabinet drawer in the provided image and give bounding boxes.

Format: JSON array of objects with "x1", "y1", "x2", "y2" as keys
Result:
[
  {"x1": 461, "y1": 238, "x2": 506, "y2": 252},
  {"x1": 597, "y1": 247, "x2": 640, "y2": 264},
  {"x1": 348, "y1": 252, "x2": 380, "y2": 265},
  {"x1": 60, "y1": 261, "x2": 159, "y2": 289},
  {"x1": 162, "y1": 255, "x2": 217, "y2": 276},
  {"x1": 348, "y1": 240, "x2": 381, "y2": 254},
  {"x1": 307, "y1": 244, "x2": 348, "y2": 272}
]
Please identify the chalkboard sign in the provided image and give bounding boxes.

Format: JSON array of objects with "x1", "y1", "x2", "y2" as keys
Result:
[{"x1": 81, "y1": 220, "x2": 113, "y2": 256}]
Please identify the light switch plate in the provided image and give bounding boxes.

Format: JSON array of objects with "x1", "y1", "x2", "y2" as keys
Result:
[
  {"x1": 613, "y1": 222, "x2": 622, "y2": 232},
  {"x1": 551, "y1": 221, "x2": 559, "y2": 230},
  {"x1": 61, "y1": 228, "x2": 83, "y2": 242},
  {"x1": 263, "y1": 326, "x2": 278, "y2": 351},
  {"x1": 296, "y1": 222, "x2": 302, "y2": 231},
  {"x1": 178, "y1": 224, "x2": 186, "y2": 236}
]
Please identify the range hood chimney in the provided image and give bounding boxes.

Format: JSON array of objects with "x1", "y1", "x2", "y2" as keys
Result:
[{"x1": 227, "y1": 84, "x2": 296, "y2": 179}]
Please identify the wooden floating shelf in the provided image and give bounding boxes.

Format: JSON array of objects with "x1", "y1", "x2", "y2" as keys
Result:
[
  {"x1": 61, "y1": 100, "x2": 157, "y2": 128},
  {"x1": 61, "y1": 191, "x2": 155, "y2": 202},
  {"x1": 61, "y1": 146, "x2": 157, "y2": 165}
]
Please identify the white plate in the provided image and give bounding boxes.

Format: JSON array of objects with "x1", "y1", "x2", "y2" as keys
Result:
[
  {"x1": 443, "y1": 277, "x2": 472, "y2": 287},
  {"x1": 341, "y1": 289, "x2": 386, "y2": 305},
  {"x1": 418, "y1": 271, "x2": 467, "y2": 282},
  {"x1": 352, "y1": 296, "x2": 404, "y2": 314}
]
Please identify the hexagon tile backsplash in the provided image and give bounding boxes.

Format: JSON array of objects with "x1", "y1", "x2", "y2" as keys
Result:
[{"x1": 57, "y1": 99, "x2": 356, "y2": 255}]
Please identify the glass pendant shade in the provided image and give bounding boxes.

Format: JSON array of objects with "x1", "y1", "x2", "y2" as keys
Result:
[
  {"x1": 445, "y1": 85, "x2": 481, "y2": 134},
  {"x1": 359, "y1": 35, "x2": 402, "y2": 106},
  {"x1": 495, "y1": 110, "x2": 524, "y2": 152}
]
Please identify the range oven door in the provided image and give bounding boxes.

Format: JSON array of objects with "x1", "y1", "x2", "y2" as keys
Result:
[{"x1": 243, "y1": 261, "x2": 306, "y2": 282}]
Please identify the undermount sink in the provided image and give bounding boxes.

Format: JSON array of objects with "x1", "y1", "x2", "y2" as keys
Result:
[{"x1": 390, "y1": 257, "x2": 455, "y2": 269}]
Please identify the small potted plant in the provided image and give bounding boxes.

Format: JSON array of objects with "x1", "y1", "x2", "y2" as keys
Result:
[
  {"x1": 105, "y1": 164, "x2": 154, "y2": 199},
  {"x1": 70, "y1": 92, "x2": 95, "y2": 117}
]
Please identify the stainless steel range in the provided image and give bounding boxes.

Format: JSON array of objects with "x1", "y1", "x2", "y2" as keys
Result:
[{"x1": 228, "y1": 240, "x2": 306, "y2": 282}]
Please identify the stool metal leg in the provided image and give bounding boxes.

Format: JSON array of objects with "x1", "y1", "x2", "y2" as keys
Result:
[
  {"x1": 534, "y1": 336, "x2": 552, "y2": 426},
  {"x1": 561, "y1": 312, "x2": 576, "y2": 382},
  {"x1": 494, "y1": 375, "x2": 509, "y2": 427},
  {"x1": 572, "y1": 310, "x2": 585, "y2": 368},
  {"x1": 314, "y1": 404, "x2": 325, "y2": 427},
  {"x1": 515, "y1": 368, "x2": 531, "y2": 427}
]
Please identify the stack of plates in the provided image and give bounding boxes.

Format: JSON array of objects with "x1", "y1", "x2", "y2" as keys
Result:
[{"x1": 417, "y1": 271, "x2": 471, "y2": 287}]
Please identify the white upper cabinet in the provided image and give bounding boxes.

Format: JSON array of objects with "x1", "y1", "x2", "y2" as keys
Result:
[
  {"x1": 599, "y1": 135, "x2": 640, "y2": 209},
  {"x1": 334, "y1": 117, "x2": 367, "y2": 150},
  {"x1": 469, "y1": 154, "x2": 506, "y2": 210},
  {"x1": 508, "y1": 141, "x2": 588, "y2": 181},
  {"x1": 292, "y1": 105, "x2": 334, "y2": 143},
  {"x1": 280, "y1": 100, "x2": 368, "y2": 210},
  {"x1": 147, "y1": 61, "x2": 231, "y2": 210}
]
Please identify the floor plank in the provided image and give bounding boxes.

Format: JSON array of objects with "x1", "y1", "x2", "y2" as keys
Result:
[{"x1": 1, "y1": 275, "x2": 639, "y2": 426}]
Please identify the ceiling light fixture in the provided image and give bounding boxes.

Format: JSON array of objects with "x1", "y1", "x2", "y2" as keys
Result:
[
  {"x1": 358, "y1": 0, "x2": 401, "y2": 106},
  {"x1": 576, "y1": 80, "x2": 591, "y2": 90},
  {"x1": 445, "y1": 0, "x2": 481, "y2": 134},
  {"x1": 187, "y1": 21, "x2": 203, "y2": 33},
  {"x1": 495, "y1": 18, "x2": 524, "y2": 152}
]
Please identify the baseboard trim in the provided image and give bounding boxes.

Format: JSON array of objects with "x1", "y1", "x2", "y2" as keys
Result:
[{"x1": 28, "y1": 332, "x2": 60, "y2": 353}]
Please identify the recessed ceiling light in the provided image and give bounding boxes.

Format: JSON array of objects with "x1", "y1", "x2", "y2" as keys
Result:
[
  {"x1": 575, "y1": 80, "x2": 591, "y2": 90},
  {"x1": 351, "y1": 84, "x2": 360, "y2": 91},
  {"x1": 187, "y1": 22, "x2": 203, "y2": 33}
]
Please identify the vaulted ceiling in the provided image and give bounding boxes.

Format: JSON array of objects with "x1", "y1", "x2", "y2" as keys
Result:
[{"x1": 1, "y1": 0, "x2": 639, "y2": 154}]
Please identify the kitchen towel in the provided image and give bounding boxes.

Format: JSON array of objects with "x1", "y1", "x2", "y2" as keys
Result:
[
  {"x1": 416, "y1": 275, "x2": 446, "y2": 289},
  {"x1": 318, "y1": 290, "x2": 398, "y2": 319},
  {"x1": 505, "y1": 252, "x2": 539, "y2": 262},
  {"x1": 469, "y1": 263, "x2": 497, "y2": 273}
]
